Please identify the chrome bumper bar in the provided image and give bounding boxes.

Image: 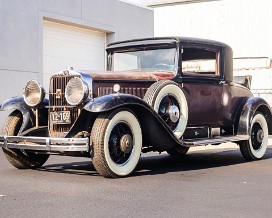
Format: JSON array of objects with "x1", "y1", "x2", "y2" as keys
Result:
[{"x1": 0, "y1": 136, "x2": 89, "y2": 152}]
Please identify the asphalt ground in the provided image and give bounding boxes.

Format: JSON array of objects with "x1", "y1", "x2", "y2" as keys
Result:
[{"x1": 1, "y1": 141, "x2": 272, "y2": 218}]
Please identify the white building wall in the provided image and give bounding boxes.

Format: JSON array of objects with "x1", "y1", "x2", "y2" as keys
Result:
[
  {"x1": 154, "y1": 0, "x2": 272, "y2": 105},
  {"x1": 154, "y1": 0, "x2": 272, "y2": 59}
]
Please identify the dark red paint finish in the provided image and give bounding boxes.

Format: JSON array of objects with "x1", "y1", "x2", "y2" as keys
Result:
[{"x1": 103, "y1": 37, "x2": 253, "y2": 130}]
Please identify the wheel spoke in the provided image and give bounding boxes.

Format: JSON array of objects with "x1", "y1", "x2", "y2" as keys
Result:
[
  {"x1": 119, "y1": 124, "x2": 127, "y2": 135},
  {"x1": 109, "y1": 145, "x2": 119, "y2": 155},
  {"x1": 116, "y1": 125, "x2": 122, "y2": 138},
  {"x1": 108, "y1": 122, "x2": 133, "y2": 165}
]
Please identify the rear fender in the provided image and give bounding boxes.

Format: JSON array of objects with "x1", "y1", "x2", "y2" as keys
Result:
[
  {"x1": 237, "y1": 97, "x2": 272, "y2": 135},
  {"x1": 0, "y1": 96, "x2": 49, "y2": 133}
]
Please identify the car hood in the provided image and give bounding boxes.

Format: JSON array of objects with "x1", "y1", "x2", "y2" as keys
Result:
[{"x1": 82, "y1": 70, "x2": 175, "y2": 81}]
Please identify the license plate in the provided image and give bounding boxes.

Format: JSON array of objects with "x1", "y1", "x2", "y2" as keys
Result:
[{"x1": 50, "y1": 111, "x2": 71, "y2": 124}]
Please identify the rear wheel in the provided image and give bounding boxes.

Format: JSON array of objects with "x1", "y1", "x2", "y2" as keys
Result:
[
  {"x1": 2, "y1": 111, "x2": 49, "y2": 169},
  {"x1": 91, "y1": 109, "x2": 142, "y2": 178},
  {"x1": 239, "y1": 112, "x2": 268, "y2": 160}
]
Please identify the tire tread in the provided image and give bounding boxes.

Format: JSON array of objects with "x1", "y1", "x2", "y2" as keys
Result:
[
  {"x1": 91, "y1": 112, "x2": 117, "y2": 178},
  {"x1": 144, "y1": 80, "x2": 179, "y2": 106}
]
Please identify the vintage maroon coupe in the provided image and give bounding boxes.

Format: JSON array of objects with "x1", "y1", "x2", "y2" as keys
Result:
[{"x1": 1, "y1": 37, "x2": 271, "y2": 178}]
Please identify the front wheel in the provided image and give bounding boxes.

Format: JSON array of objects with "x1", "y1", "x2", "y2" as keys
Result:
[
  {"x1": 239, "y1": 112, "x2": 269, "y2": 160},
  {"x1": 91, "y1": 109, "x2": 142, "y2": 178},
  {"x1": 2, "y1": 111, "x2": 49, "y2": 169}
]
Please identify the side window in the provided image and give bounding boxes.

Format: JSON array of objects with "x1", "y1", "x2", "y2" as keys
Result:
[{"x1": 182, "y1": 47, "x2": 220, "y2": 76}]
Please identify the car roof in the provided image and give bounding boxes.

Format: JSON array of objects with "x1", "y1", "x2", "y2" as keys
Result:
[
  {"x1": 107, "y1": 37, "x2": 233, "y2": 82},
  {"x1": 107, "y1": 37, "x2": 231, "y2": 50}
]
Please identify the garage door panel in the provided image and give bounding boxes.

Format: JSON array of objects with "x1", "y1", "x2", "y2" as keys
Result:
[
  {"x1": 44, "y1": 56, "x2": 104, "y2": 75},
  {"x1": 44, "y1": 39, "x2": 105, "y2": 61},
  {"x1": 44, "y1": 36, "x2": 105, "y2": 53},
  {"x1": 43, "y1": 20, "x2": 105, "y2": 90},
  {"x1": 44, "y1": 23, "x2": 105, "y2": 42}
]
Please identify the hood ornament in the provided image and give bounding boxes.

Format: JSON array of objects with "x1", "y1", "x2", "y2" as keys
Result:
[
  {"x1": 63, "y1": 67, "x2": 74, "y2": 75},
  {"x1": 54, "y1": 67, "x2": 80, "y2": 76}
]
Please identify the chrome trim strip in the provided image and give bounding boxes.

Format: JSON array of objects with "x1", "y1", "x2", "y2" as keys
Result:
[{"x1": 0, "y1": 136, "x2": 89, "y2": 152}]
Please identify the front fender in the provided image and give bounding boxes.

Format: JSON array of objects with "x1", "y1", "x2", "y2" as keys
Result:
[
  {"x1": 84, "y1": 93, "x2": 151, "y2": 112},
  {"x1": 1, "y1": 96, "x2": 28, "y2": 111},
  {"x1": 237, "y1": 97, "x2": 272, "y2": 135},
  {"x1": 81, "y1": 94, "x2": 181, "y2": 150},
  {"x1": 0, "y1": 96, "x2": 49, "y2": 133}
]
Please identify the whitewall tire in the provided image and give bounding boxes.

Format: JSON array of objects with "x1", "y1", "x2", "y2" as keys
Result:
[
  {"x1": 239, "y1": 112, "x2": 268, "y2": 160},
  {"x1": 144, "y1": 80, "x2": 188, "y2": 139},
  {"x1": 91, "y1": 109, "x2": 142, "y2": 178}
]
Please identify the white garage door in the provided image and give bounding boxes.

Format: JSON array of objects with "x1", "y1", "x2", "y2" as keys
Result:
[{"x1": 43, "y1": 20, "x2": 106, "y2": 90}]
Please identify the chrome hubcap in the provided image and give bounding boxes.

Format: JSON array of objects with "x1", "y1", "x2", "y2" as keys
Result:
[
  {"x1": 120, "y1": 134, "x2": 133, "y2": 154},
  {"x1": 256, "y1": 129, "x2": 264, "y2": 143},
  {"x1": 158, "y1": 94, "x2": 181, "y2": 131},
  {"x1": 167, "y1": 105, "x2": 180, "y2": 123}
]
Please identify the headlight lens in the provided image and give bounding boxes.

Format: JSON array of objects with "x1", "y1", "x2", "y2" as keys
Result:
[
  {"x1": 23, "y1": 80, "x2": 45, "y2": 107},
  {"x1": 65, "y1": 77, "x2": 89, "y2": 106}
]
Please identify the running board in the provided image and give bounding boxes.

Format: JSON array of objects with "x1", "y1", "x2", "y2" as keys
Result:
[{"x1": 180, "y1": 135, "x2": 250, "y2": 147}]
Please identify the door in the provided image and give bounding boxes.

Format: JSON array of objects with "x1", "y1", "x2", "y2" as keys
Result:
[{"x1": 180, "y1": 46, "x2": 224, "y2": 126}]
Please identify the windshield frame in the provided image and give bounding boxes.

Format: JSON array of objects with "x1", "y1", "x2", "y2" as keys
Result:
[{"x1": 107, "y1": 42, "x2": 179, "y2": 75}]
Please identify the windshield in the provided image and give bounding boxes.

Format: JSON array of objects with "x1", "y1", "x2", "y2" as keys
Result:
[{"x1": 111, "y1": 47, "x2": 177, "y2": 72}]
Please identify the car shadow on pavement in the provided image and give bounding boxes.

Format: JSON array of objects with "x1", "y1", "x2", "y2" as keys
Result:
[
  {"x1": 37, "y1": 147, "x2": 272, "y2": 177},
  {"x1": 135, "y1": 146, "x2": 272, "y2": 177},
  {"x1": 134, "y1": 149, "x2": 261, "y2": 177},
  {"x1": 37, "y1": 159, "x2": 98, "y2": 176}
]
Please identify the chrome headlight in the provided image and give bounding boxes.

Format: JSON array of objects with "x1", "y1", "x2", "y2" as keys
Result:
[
  {"x1": 23, "y1": 80, "x2": 45, "y2": 107},
  {"x1": 65, "y1": 77, "x2": 89, "y2": 106}
]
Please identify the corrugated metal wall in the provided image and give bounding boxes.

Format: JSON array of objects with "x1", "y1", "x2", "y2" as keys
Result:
[{"x1": 154, "y1": 0, "x2": 272, "y2": 59}]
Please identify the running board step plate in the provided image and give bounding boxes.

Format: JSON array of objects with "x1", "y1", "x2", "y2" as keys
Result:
[{"x1": 180, "y1": 135, "x2": 250, "y2": 147}]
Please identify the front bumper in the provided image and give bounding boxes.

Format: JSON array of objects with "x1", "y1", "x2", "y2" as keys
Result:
[{"x1": 0, "y1": 136, "x2": 89, "y2": 152}]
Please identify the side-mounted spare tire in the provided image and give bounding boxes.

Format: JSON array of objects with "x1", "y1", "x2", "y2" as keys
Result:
[
  {"x1": 2, "y1": 111, "x2": 49, "y2": 169},
  {"x1": 144, "y1": 80, "x2": 188, "y2": 139}
]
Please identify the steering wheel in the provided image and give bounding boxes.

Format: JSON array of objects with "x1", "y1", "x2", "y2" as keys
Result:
[{"x1": 152, "y1": 63, "x2": 171, "y2": 70}]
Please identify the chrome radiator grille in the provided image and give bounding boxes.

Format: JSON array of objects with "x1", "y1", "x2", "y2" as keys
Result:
[
  {"x1": 97, "y1": 86, "x2": 148, "y2": 98},
  {"x1": 49, "y1": 75, "x2": 81, "y2": 137}
]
